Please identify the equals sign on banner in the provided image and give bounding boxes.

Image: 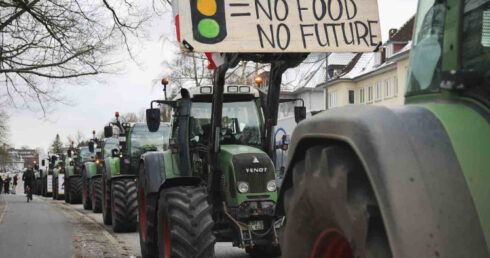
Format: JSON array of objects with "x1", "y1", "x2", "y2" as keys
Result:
[{"x1": 229, "y1": 2, "x2": 251, "y2": 17}]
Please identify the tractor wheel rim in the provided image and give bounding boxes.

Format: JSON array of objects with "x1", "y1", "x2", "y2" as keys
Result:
[
  {"x1": 139, "y1": 188, "x2": 147, "y2": 241},
  {"x1": 310, "y1": 228, "x2": 354, "y2": 258},
  {"x1": 163, "y1": 216, "x2": 170, "y2": 258}
]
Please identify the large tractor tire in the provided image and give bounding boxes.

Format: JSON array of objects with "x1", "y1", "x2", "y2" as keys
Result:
[
  {"x1": 156, "y1": 186, "x2": 215, "y2": 258},
  {"x1": 280, "y1": 145, "x2": 391, "y2": 258},
  {"x1": 82, "y1": 179, "x2": 92, "y2": 210},
  {"x1": 91, "y1": 177, "x2": 103, "y2": 213},
  {"x1": 138, "y1": 165, "x2": 158, "y2": 258},
  {"x1": 64, "y1": 179, "x2": 70, "y2": 203},
  {"x1": 69, "y1": 177, "x2": 82, "y2": 204},
  {"x1": 102, "y1": 177, "x2": 112, "y2": 225},
  {"x1": 111, "y1": 178, "x2": 138, "y2": 232},
  {"x1": 52, "y1": 179, "x2": 57, "y2": 200}
]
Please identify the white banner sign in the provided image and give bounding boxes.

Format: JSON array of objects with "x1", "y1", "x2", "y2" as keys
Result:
[
  {"x1": 178, "y1": 0, "x2": 382, "y2": 52},
  {"x1": 47, "y1": 175, "x2": 53, "y2": 193},
  {"x1": 58, "y1": 175, "x2": 65, "y2": 195}
]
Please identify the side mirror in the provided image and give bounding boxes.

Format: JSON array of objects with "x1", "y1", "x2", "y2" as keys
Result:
[
  {"x1": 88, "y1": 142, "x2": 95, "y2": 153},
  {"x1": 146, "y1": 108, "x2": 161, "y2": 132},
  {"x1": 51, "y1": 155, "x2": 58, "y2": 163},
  {"x1": 104, "y1": 126, "x2": 113, "y2": 138},
  {"x1": 294, "y1": 106, "x2": 307, "y2": 123},
  {"x1": 42, "y1": 160, "x2": 45, "y2": 166},
  {"x1": 111, "y1": 149, "x2": 119, "y2": 158}
]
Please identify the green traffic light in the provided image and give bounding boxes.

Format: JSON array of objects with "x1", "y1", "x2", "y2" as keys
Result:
[{"x1": 198, "y1": 19, "x2": 220, "y2": 38}]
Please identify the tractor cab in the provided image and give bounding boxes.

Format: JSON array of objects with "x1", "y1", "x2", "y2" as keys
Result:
[{"x1": 407, "y1": 0, "x2": 490, "y2": 106}]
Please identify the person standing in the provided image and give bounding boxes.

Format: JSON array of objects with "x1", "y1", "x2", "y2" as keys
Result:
[
  {"x1": 12, "y1": 174, "x2": 18, "y2": 194},
  {"x1": 4, "y1": 176, "x2": 10, "y2": 194},
  {"x1": 0, "y1": 176, "x2": 3, "y2": 194}
]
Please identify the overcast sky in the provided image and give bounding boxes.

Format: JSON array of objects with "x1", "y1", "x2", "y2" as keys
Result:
[{"x1": 7, "y1": 0, "x2": 418, "y2": 152}]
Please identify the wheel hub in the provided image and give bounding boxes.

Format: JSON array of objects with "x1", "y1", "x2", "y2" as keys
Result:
[{"x1": 310, "y1": 228, "x2": 354, "y2": 258}]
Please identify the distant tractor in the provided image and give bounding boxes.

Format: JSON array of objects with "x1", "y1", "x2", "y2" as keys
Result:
[
  {"x1": 64, "y1": 145, "x2": 91, "y2": 204},
  {"x1": 277, "y1": 1, "x2": 490, "y2": 257},
  {"x1": 51, "y1": 154, "x2": 65, "y2": 201},
  {"x1": 82, "y1": 130, "x2": 103, "y2": 213},
  {"x1": 102, "y1": 112, "x2": 170, "y2": 232},
  {"x1": 41, "y1": 158, "x2": 54, "y2": 197}
]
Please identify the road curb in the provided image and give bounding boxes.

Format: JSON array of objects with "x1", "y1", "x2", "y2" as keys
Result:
[{"x1": 0, "y1": 195, "x2": 8, "y2": 225}]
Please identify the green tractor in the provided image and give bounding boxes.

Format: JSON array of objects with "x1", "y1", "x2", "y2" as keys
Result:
[
  {"x1": 277, "y1": 1, "x2": 490, "y2": 257},
  {"x1": 82, "y1": 130, "x2": 104, "y2": 213},
  {"x1": 52, "y1": 155, "x2": 66, "y2": 201},
  {"x1": 139, "y1": 77, "x2": 305, "y2": 257},
  {"x1": 63, "y1": 145, "x2": 90, "y2": 204},
  {"x1": 41, "y1": 157, "x2": 54, "y2": 197},
  {"x1": 101, "y1": 113, "x2": 170, "y2": 232}
]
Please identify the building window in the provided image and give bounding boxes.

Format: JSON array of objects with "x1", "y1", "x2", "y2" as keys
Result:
[
  {"x1": 348, "y1": 90, "x2": 355, "y2": 104},
  {"x1": 385, "y1": 79, "x2": 392, "y2": 98},
  {"x1": 368, "y1": 86, "x2": 373, "y2": 102},
  {"x1": 328, "y1": 92, "x2": 338, "y2": 109},
  {"x1": 394, "y1": 76, "x2": 398, "y2": 97},
  {"x1": 359, "y1": 88, "x2": 365, "y2": 104},
  {"x1": 375, "y1": 82, "x2": 382, "y2": 101}
]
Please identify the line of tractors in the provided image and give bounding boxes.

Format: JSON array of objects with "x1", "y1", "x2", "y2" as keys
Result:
[{"x1": 29, "y1": 0, "x2": 490, "y2": 256}]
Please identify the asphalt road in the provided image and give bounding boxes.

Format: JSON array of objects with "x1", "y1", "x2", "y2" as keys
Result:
[
  {"x1": 0, "y1": 190, "x2": 73, "y2": 258},
  {"x1": 0, "y1": 183, "x2": 254, "y2": 258}
]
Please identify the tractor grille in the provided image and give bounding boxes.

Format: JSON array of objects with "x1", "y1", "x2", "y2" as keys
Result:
[{"x1": 232, "y1": 153, "x2": 275, "y2": 193}]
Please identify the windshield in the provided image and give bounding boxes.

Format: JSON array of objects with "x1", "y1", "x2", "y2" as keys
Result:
[
  {"x1": 104, "y1": 138, "x2": 119, "y2": 158},
  {"x1": 463, "y1": 0, "x2": 490, "y2": 72},
  {"x1": 407, "y1": 0, "x2": 446, "y2": 94},
  {"x1": 190, "y1": 100, "x2": 262, "y2": 146},
  {"x1": 130, "y1": 123, "x2": 170, "y2": 157},
  {"x1": 79, "y1": 147, "x2": 92, "y2": 162}
]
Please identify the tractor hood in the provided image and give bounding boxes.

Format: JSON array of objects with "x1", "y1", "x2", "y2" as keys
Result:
[{"x1": 219, "y1": 145, "x2": 276, "y2": 194}]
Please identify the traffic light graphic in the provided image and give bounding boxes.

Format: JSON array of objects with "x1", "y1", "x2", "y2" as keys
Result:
[{"x1": 191, "y1": 0, "x2": 227, "y2": 44}]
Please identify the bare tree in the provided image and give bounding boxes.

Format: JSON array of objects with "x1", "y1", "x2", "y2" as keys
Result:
[
  {"x1": 0, "y1": 112, "x2": 9, "y2": 145},
  {"x1": 0, "y1": 0, "x2": 163, "y2": 111},
  {"x1": 75, "y1": 130, "x2": 85, "y2": 145}
]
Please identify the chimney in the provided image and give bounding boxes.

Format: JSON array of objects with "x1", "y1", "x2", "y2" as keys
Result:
[{"x1": 389, "y1": 29, "x2": 398, "y2": 40}]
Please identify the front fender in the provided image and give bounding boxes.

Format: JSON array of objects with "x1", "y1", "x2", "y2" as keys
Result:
[
  {"x1": 141, "y1": 152, "x2": 166, "y2": 194},
  {"x1": 278, "y1": 105, "x2": 488, "y2": 258}
]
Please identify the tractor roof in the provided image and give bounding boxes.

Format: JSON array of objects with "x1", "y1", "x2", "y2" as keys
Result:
[{"x1": 173, "y1": 85, "x2": 259, "y2": 100}]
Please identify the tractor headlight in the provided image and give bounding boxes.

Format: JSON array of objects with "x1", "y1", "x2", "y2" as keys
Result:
[
  {"x1": 267, "y1": 180, "x2": 277, "y2": 192},
  {"x1": 238, "y1": 182, "x2": 249, "y2": 193}
]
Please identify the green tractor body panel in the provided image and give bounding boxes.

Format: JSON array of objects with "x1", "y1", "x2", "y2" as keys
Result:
[
  {"x1": 84, "y1": 162, "x2": 98, "y2": 178},
  {"x1": 218, "y1": 145, "x2": 277, "y2": 206},
  {"x1": 412, "y1": 101, "x2": 490, "y2": 248},
  {"x1": 53, "y1": 168, "x2": 60, "y2": 177},
  {"x1": 163, "y1": 151, "x2": 180, "y2": 179},
  {"x1": 66, "y1": 166, "x2": 75, "y2": 177},
  {"x1": 105, "y1": 157, "x2": 121, "y2": 177}
]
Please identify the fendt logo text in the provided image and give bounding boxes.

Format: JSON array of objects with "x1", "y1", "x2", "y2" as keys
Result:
[{"x1": 245, "y1": 168, "x2": 268, "y2": 173}]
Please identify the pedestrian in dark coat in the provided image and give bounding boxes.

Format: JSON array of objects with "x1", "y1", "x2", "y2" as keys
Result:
[
  {"x1": 0, "y1": 176, "x2": 3, "y2": 194},
  {"x1": 4, "y1": 176, "x2": 10, "y2": 194}
]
